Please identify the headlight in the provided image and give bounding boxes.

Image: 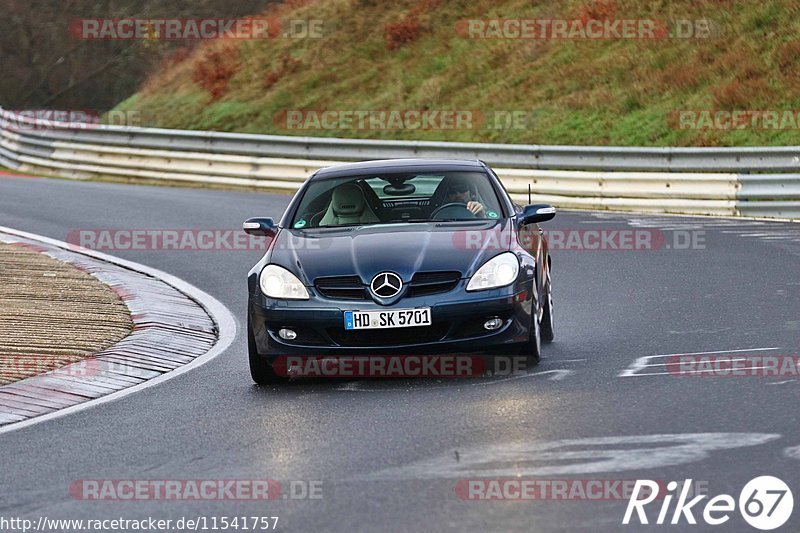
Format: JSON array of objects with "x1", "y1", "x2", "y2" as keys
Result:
[
  {"x1": 259, "y1": 265, "x2": 309, "y2": 300},
  {"x1": 466, "y1": 253, "x2": 520, "y2": 292}
]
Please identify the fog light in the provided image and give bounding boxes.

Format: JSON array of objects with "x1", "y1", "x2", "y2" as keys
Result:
[
  {"x1": 484, "y1": 318, "x2": 503, "y2": 330},
  {"x1": 278, "y1": 328, "x2": 297, "y2": 340}
]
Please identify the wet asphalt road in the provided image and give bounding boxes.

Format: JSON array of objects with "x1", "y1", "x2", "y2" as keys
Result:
[{"x1": 1, "y1": 173, "x2": 799, "y2": 532}]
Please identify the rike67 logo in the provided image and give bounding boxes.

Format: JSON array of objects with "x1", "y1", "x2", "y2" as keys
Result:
[{"x1": 624, "y1": 476, "x2": 793, "y2": 530}]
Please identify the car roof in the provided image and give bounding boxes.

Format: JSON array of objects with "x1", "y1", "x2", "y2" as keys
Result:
[{"x1": 311, "y1": 159, "x2": 487, "y2": 180}]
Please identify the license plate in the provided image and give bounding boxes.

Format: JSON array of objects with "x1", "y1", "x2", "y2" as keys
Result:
[{"x1": 344, "y1": 308, "x2": 432, "y2": 330}]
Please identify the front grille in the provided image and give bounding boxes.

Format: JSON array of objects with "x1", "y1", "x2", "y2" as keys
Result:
[
  {"x1": 327, "y1": 323, "x2": 450, "y2": 347},
  {"x1": 316, "y1": 271, "x2": 461, "y2": 300},
  {"x1": 315, "y1": 276, "x2": 367, "y2": 300},
  {"x1": 406, "y1": 271, "x2": 461, "y2": 297}
]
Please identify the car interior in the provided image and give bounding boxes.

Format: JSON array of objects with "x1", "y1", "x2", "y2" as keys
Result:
[
  {"x1": 316, "y1": 182, "x2": 381, "y2": 226},
  {"x1": 297, "y1": 174, "x2": 495, "y2": 228}
]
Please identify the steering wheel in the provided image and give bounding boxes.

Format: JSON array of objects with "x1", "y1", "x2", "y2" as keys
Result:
[{"x1": 430, "y1": 203, "x2": 476, "y2": 220}]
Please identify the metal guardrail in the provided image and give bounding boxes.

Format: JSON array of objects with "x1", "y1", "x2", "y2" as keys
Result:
[
  {"x1": 1, "y1": 107, "x2": 799, "y2": 218},
  {"x1": 6, "y1": 113, "x2": 800, "y2": 172}
]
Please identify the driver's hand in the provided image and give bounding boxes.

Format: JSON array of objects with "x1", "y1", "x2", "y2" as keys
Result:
[{"x1": 467, "y1": 201, "x2": 485, "y2": 215}]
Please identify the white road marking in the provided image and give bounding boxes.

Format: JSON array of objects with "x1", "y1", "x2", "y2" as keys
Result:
[
  {"x1": 363, "y1": 433, "x2": 781, "y2": 480},
  {"x1": 721, "y1": 232, "x2": 779, "y2": 236},
  {"x1": 638, "y1": 357, "x2": 748, "y2": 369},
  {"x1": 785, "y1": 445, "x2": 800, "y2": 460},
  {"x1": 335, "y1": 358, "x2": 587, "y2": 390},
  {"x1": 767, "y1": 380, "x2": 797, "y2": 386},
  {"x1": 474, "y1": 368, "x2": 575, "y2": 386},
  {"x1": 333, "y1": 368, "x2": 577, "y2": 391},
  {"x1": 653, "y1": 347, "x2": 780, "y2": 357},
  {"x1": 618, "y1": 347, "x2": 780, "y2": 377}
]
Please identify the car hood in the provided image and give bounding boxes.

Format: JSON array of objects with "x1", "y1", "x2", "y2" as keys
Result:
[{"x1": 270, "y1": 220, "x2": 516, "y2": 285}]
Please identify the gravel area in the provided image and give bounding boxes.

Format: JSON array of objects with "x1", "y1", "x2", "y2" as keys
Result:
[{"x1": 0, "y1": 242, "x2": 133, "y2": 384}]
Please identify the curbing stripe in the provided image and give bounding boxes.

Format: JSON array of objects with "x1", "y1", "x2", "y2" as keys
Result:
[{"x1": 0, "y1": 225, "x2": 237, "y2": 436}]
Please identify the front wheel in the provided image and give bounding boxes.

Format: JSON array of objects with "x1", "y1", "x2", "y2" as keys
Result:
[
  {"x1": 541, "y1": 268, "x2": 554, "y2": 343},
  {"x1": 521, "y1": 304, "x2": 542, "y2": 367}
]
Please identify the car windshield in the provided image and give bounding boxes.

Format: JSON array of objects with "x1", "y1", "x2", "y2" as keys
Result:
[{"x1": 291, "y1": 171, "x2": 504, "y2": 228}]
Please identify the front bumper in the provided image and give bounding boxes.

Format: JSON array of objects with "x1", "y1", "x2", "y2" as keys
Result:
[{"x1": 249, "y1": 280, "x2": 534, "y2": 358}]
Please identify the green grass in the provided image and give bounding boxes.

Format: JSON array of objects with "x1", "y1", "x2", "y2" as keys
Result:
[{"x1": 113, "y1": 0, "x2": 800, "y2": 146}]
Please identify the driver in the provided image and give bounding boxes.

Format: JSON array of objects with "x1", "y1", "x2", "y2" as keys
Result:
[{"x1": 443, "y1": 177, "x2": 485, "y2": 216}]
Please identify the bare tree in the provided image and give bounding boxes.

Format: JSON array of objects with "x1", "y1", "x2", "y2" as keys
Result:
[{"x1": 0, "y1": 0, "x2": 277, "y2": 110}]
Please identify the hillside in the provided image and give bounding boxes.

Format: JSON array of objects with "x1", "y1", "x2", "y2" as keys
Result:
[
  {"x1": 2, "y1": 0, "x2": 277, "y2": 111},
  {"x1": 114, "y1": 0, "x2": 800, "y2": 146}
]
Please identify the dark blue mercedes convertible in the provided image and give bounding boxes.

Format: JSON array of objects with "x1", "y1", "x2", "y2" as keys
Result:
[{"x1": 244, "y1": 159, "x2": 555, "y2": 383}]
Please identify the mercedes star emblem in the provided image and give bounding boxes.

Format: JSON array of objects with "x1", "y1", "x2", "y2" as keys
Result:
[{"x1": 370, "y1": 272, "x2": 403, "y2": 298}]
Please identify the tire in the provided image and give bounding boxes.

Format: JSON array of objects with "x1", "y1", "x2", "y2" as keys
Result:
[
  {"x1": 521, "y1": 301, "x2": 542, "y2": 367},
  {"x1": 248, "y1": 319, "x2": 282, "y2": 384},
  {"x1": 541, "y1": 268, "x2": 555, "y2": 343}
]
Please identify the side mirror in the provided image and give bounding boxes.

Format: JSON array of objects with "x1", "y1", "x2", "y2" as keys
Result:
[
  {"x1": 243, "y1": 217, "x2": 277, "y2": 238},
  {"x1": 519, "y1": 204, "x2": 556, "y2": 225}
]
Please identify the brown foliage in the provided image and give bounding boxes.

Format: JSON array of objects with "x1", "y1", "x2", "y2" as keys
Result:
[
  {"x1": 264, "y1": 55, "x2": 302, "y2": 89},
  {"x1": 659, "y1": 61, "x2": 705, "y2": 91},
  {"x1": 711, "y1": 79, "x2": 770, "y2": 109},
  {"x1": 776, "y1": 40, "x2": 800, "y2": 90},
  {"x1": 575, "y1": 0, "x2": 617, "y2": 26},
  {"x1": 384, "y1": 0, "x2": 439, "y2": 50},
  {"x1": 385, "y1": 18, "x2": 422, "y2": 50},
  {"x1": 192, "y1": 43, "x2": 242, "y2": 101}
]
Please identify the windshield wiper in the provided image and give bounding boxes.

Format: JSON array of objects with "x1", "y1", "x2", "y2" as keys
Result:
[
  {"x1": 304, "y1": 225, "x2": 359, "y2": 231},
  {"x1": 308, "y1": 222, "x2": 401, "y2": 230},
  {"x1": 395, "y1": 218, "x2": 480, "y2": 223}
]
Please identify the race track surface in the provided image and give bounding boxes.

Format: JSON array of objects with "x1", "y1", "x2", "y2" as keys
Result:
[{"x1": 1, "y1": 174, "x2": 799, "y2": 532}]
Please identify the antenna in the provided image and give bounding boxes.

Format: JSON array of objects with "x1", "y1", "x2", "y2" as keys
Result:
[{"x1": 528, "y1": 183, "x2": 532, "y2": 205}]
